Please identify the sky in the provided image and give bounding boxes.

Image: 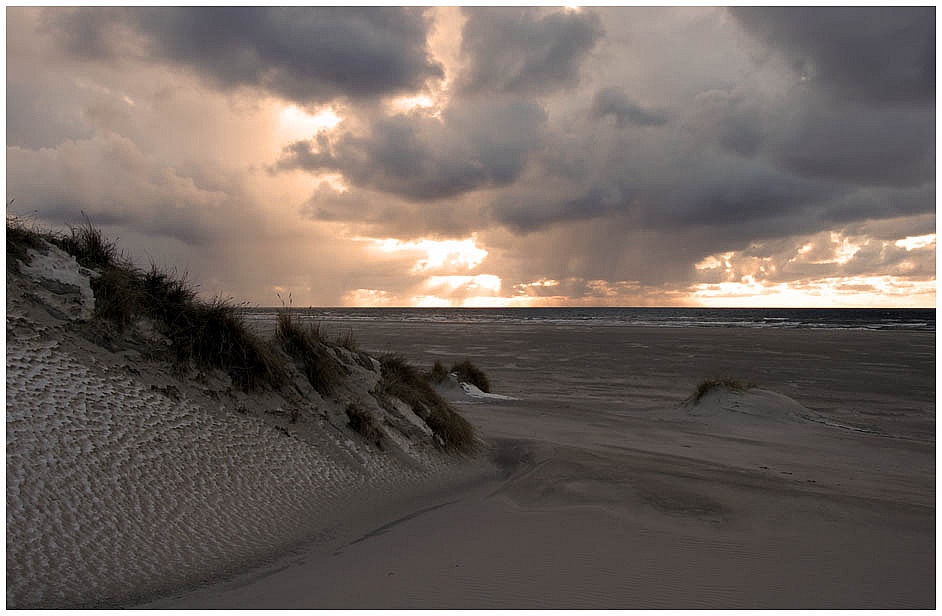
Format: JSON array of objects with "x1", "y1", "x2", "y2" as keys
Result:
[{"x1": 5, "y1": 6, "x2": 936, "y2": 308}]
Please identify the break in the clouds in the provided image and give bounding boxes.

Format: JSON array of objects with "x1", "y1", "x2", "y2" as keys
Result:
[{"x1": 6, "y1": 6, "x2": 935, "y2": 307}]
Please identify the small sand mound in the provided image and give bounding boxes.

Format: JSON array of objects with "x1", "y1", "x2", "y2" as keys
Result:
[
  {"x1": 684, "y1": 387, "x2": 816, "y2": 425},
  {"x1": 432, "y1": 372, "x2": 518, "y2": 402}
]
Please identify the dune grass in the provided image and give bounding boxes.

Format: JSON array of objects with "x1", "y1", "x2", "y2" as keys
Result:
[
  {"x1": 345, "y1": 403, "x2": 385, "y2": 449},
  {"x1": 171, "y1": 297, "x2": 286, "y2": 390},
  {"x1": 426, "y1": 360, "x2": 449, "y2": 384},
  {"x1": 451, "y1": 359, "x2": 491, "y2": 393},
  {"x1": 274, "y1": 309, "x2": 346, "y2": 396},
  {"x1": 51, "y1": 217, "x2": 123, "y2": 271},
  {"x1": 380, "y1": 354, "x2": 475, "y2": 454},
  {"x1": 336, "y1": 328, "x2": 358, "y2": 351},
  {"x1": 6, "y1": 214, "x2": 48, "y2": 271},
  {"x1": 688, "y1": 378, "x2": 755, "y2": 404},
  {"x1": 7, "y1": 216, "x2": 285, "y2": 390}
]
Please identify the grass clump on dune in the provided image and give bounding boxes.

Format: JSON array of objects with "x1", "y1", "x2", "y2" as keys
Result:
[
  {"x1": 451, "y1": 359, "x2": 490, "y2": 393},
  {"x1": 51, "y1": 216, "x2": 122, "y2": 270},
  {"x1": 6, "y1": 214, "x2": 48, "y2": 271},
  {"x1": 426, "y1": 360, "x2": 449, "y2": 384},
  {"x1": 275, "y1": 309, "x2": 346, "y2": 396},
  {"x1": 380, "y1": 354, "x2": 475, "y2": 454},
  {"x1": 169, "y1": 297, "x2": 286, "y2": 390},
  {"x1": 687, "y1": 378, "x2": 755, "y2": 404},
  {"x1": 337, "y1": 328, "x2": 358, "y2": 351},
  {"x1": 7, "y1": 215, "x2": 284, "y2": 390},
  {"x1": 98, "y1": 266, "x2": 285, "y2": 390},
  {"x1": 345, "y1": 403, "x2": 384, "y2": 449}
]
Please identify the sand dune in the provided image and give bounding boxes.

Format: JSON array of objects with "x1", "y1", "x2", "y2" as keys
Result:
[{"x1": 5, "y1": 242, "x2": 487, "y2": 608}]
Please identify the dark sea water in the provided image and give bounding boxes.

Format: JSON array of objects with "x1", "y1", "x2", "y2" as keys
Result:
[{"x1": 244, "y1": 307, "x2": 935, "y2": 332}]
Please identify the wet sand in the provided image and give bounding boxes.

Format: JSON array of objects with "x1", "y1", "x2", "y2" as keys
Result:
[{"x1": 143, "y1": 323, "x2": 935, "y2": 609}]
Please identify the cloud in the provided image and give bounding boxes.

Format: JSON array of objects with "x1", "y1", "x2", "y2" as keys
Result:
[
  {"x1": 488, "y1": 186, "x2": 624, "y2": 233},
  {"x1": 6, "y1": 76, "x2": 96, "y2": 150},
  {"x1": 277, "y1": 97, "x2": 546, "y2": 201},
  {"x1": 695, "y1": 227, "x2": 936, "y2": 286},
  {"x1": 590, "y1": 87, "x2": 668, "y2": 127},
  {"x1": 6, "y1": 132, "x2": 235, "y2": 244},
  {"x1": 41, "y1": 7, "x2": 444, "y2": 104},
  {"x1": 693, "y1": 87, "x2": 935, "y2": 187},
  {"x1": 486, "y1": 124, "x2": 843, "y2": 238},
  {"x1": 300, "y1": 182, "x2": 482, "y2": 239},
  {"x1": 457, "y1": 7, "x2": 603, "y2": 96},
  {"x1": 768, "y1": 100, "x2": 935, "y2": 187},
  {"x1": 7, "y1": 6, "x2": 934, "y2": 307},
  {"x1": 731, "y1": 7, "x2": 935, "y2": 106}
]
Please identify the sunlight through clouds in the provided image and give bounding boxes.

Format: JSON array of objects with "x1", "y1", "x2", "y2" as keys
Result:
[
  {"x1": 690, "y1": 228, "x2": 935, "y2": 307},
  {"x1": 389, "y1": 94, "x2": 437, "y2": 114},
  {"x1": 277, "y1": 105, "x2": 342, "y2": 141},
  {"x1": 368, "y1": 236, "x2": 489, "y2": 273},
  {"x1": 895, "y1": 233, "x2": 936, "y2": 251}
]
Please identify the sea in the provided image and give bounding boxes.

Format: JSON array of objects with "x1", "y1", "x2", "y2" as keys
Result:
[{"x1": 243, "y1": 307, "x2": 935, "y2": 332}]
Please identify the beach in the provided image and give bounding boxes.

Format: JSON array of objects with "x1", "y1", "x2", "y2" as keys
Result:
[
  {"x1": 143, "y1": 321, "x2": 935, "y2": 609},
  {"x1": 7, "y1": 4, "x2": 936, "y2": 610}
]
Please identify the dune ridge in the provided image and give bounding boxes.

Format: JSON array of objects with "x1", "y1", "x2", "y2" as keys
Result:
[{"x1": 5, "y1": 236, "x2": 486, "y2": 608}]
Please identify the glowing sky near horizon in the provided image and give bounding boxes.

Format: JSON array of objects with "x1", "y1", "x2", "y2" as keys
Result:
[{"x1": 5, "y1": 7, "x2": 935, "y2": 307}]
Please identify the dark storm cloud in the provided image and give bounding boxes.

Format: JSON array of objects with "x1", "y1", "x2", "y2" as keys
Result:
[
  {"x1": 277, "y1": 98, "x2": 546, "y2": 202},
  {"x1": 817, "y1": 185, "x2": 936, "y2": 226},
  {"x1": 770, "y1": 103, "x2": 935, "y2": 187},
  {"x1": 731, "y1": 7, "x2": 935, "y2": 106},
  {"x1": 638, "y1": 165, "x2": 839, "y2": 230},
  {"x1": 43, "y1": 7, "x2": 443, "y2": 104},
  {"x1": 843, "y1": 213, "x2": 935, "y2": 243},
  {"x1": 301, "y1": 183, "x2": 481, "y2": 238},
  {"x1": 590, "y1": 87, "x2": 668, "y2": 128},
  {"x1": 490, "y1": 172, "x2": 827, "y2": 239},
  {"x1": 697, "y1": 88, "x2": 936, "y2": 187},
  {"x1": 489, "y1": 186, "x2": 624, "y2": 233},
  {"x1": 457, "y1": 7, "x2": 603, "y2": 96}
]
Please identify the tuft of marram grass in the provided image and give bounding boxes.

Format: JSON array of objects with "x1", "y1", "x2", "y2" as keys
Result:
[
  {"x1": 169, "y1": 297, "x2": 286, "y2": 390},
  {"x1": 91, "y1": 259, "x2": 284, "y2": 389},
  {"x1": 380, "y1": 354, "x2": 475, "y2": 454},
  {"x1": 426, "y1": 360, "x2": 449, "y2": 384},
  {"x1": 345, "y1": 403, "x2": 384, "y2": 449},
  {"x1": 6, "y1": 214, "x2": 48, "y2": 271},
  {"x1": 451, "y1": 359, "x2": 490, "y2": 393},
  {"x1": 275, "y1": 309, "x2": 346, "y2": 396},
  {"x1": 337, "y1": 328, "x2": 358, "y2": 351},
  {"x1": 51, "y1": 215, "x2": 123, "y2": 270},
  {"x1": 688, "y1": 378, "x2": 755, "y2": 404},
  {"x1": 140, "y1": 263, "x2": 199, "y2": 324}
]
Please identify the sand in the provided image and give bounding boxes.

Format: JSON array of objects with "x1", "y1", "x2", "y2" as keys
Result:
[
  {"x1": 141, "y1": 320, "x2": 935, "y2": 609},
  {"x1": 6, "y1": 245, "x2": 489, "y2": 608}
]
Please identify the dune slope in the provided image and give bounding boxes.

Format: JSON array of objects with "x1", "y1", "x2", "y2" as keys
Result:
[{"x1": 6, "y1": 240, "x2": 484, "y2": 608}]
